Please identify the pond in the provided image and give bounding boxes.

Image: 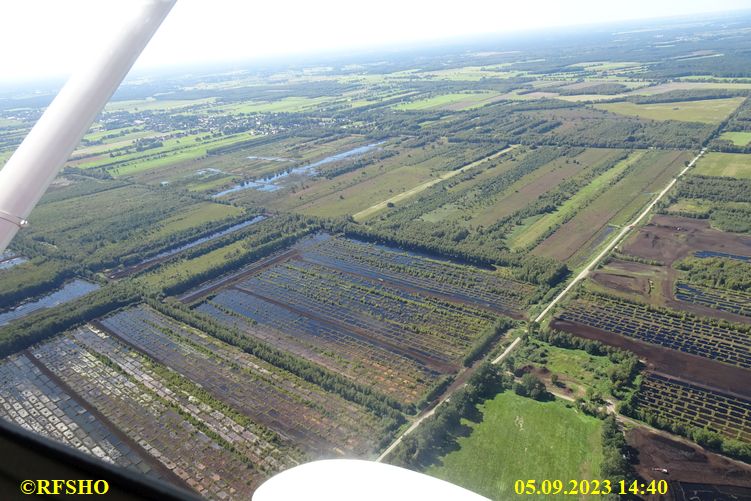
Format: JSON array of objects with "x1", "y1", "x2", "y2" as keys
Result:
[
  {"x1": 213, "y1": 142, "x2": 384, "y2": 197},
  {"x1": 0, "y1": 279, "x2": 100, "y2": 326}
]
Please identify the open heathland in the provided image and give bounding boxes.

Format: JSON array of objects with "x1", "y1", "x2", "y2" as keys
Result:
[
  {"x1": 692, "y1": 152, "x2": 751, "y2": 179},
  {"x1": 427, "y1": 391, "x2": 604, "y2": 501},
  {"x1": 595, "y1": 97, "x2": 745, "y2": 124}
]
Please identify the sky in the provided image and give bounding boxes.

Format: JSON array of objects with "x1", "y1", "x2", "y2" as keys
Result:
[{"x1": 0, "y1": 0, "x2": 749, "y2": 83}]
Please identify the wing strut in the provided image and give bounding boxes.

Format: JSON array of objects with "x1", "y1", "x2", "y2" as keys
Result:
[{"x1": 0, "y1": 0, "x2": 176, "y2": 253}]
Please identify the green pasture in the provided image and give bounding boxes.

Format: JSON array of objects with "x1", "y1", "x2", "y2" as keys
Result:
[
  {"x1": 718, "y1": 131, "x2": 751, "y2": 147},
  {"x1": 393, "y1": 92, "x2": 503, "y2": 111},
  {"x1": 427, "y1": 391, "x2": 603, "y2": 501},
  {"x1": 595, "y1": 97, "x2": 744, "y2": 124},
  {"x1": 693, "y1": 152, "x2": 751, "y2": 179}
]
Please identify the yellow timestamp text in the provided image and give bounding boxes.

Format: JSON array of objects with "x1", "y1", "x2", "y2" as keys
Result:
[{"x1": 514, "y1": 479, "x2": 668, "y2": 496}]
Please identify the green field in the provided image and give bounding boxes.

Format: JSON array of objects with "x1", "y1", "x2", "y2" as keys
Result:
[
  {"x1": 138, "y1": 238, "x2": 248, "y2": 290},
  {"x1": 219, "y1": 96, "x2": 333, "y2": 114},
  {"x1": 692, "y1": 152, "x2": 751, "y2": 178},
  {"x1": 595, "y1": 97, "x2": 745, "y2": 124},
  {"x1": 508, "y1": 151, "x2": 644, "y2": 250},
  {"x1": 427, "y1": 392, "x2": 603, "y2": 501},
  {"x1": 538, "y1": 345, "x2": 616, "y2": 399},
  {"x1": 147, "y1": 203, "x2": 243, "y2": 239},
  {"x1": 104, "y1": 98, "x2": 214, "y2": 112},
  {"x1": 394, "y1": 92, "x2": 503, "y2": 111},
  {"x1": 73, "y1": 133, "x2": 259, "y2": 177},
  {"x1": 665, "y1": 198, "x2": 715, "y2": 215},
  {"x1": 718, "y1": 131, "x2": 751, "y2": 146}
]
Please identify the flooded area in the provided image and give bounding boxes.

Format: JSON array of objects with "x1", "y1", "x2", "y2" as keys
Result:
[
  {"x1": 213, "y1": 142, "x2": 383, "y2": 197},
  {"x1": 151, "y1": 215, "x2": 266, "y2": 261},
  {"x1": 109, "y1": 215, "x2": 267, "y2": 278},
  {"x1": 0, "y1": 251, "x2": 26, "y2": 271},
  {"x1": 0, "y1": 279, "x2": 100, "y2": 326}
]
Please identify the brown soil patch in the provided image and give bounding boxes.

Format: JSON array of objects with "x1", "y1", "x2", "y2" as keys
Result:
[
  {"x1": 598, "y1": 219, "x2": 751, "y2": 325},
  {"x1": 528, "y1": 365, "x2": 580, "y2": 398},
  {"x1": 628, "y1": 426, "x2": 751, "y2": 500},
  {"x1": 622, "y1": 215, "x2": 751, "y2": 266},
  {"x1": 550, "y1": 319, "x2": 751, "y2": 398},
  {"x1": 591, "y1": 270, "x2": 650, "y2": 296}
]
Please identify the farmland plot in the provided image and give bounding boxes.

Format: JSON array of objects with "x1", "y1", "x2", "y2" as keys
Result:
[
  {"x1": 595, "y1": 98, "x2": 745, "y2": 124},
  {"x1": 0, "y1": 354, "x2": 162, "y2": 479},
  {"x1": 297, "y1": 235, "x2": 534, "y2": 317},
  {"x1": 30, "y1": 336, "x2": 255, "y2": 498},
  {"x1": 99, "y1": 306, "x2": 383, "y2": 456},
  {"x1": 630, "y1": 373, "x2": 751, "y2": 443},
  {"x1": 555, "y1": 294, "x2": 751, "y2": 370}
]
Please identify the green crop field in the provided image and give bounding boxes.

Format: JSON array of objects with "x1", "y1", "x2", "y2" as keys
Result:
[
  {"x1": 427, "y1": 392, "x2": 603, "y2": 501},
  {"x1": 718, "y1": 131, "x2": 751, "y2": 147},
  {"x1": 508, "y1": 151, "x2": 642, "y2": 250},
  {"x1": 104, "y1": 98, "x2": 214, "y2": 112},
  {"x1": 394, "y1": 92, "x2": 504, "y2": 111},
  {"x1": 219, "y1": 96, "x2": 333, "y2": 114},
  {"x1": 595, "y1": 97, "x2": 745, "y2": 124},
  {"x1": 692, "y1": 152, "x2": 751, "y2": 178}
]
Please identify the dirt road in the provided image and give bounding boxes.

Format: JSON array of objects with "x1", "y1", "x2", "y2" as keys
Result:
[{"x1": 534, "y1": 147, "x2": 706, "y2": 323}]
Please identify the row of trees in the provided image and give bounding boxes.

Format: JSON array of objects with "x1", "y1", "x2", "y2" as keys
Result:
[
  {"x1": 463, "y1": 319, "x2": 515, "y2": 367},
  {"x1": 388, "y1": 363, "x2": 511, "y2": 469},
  {"x1": 620, "y1": 394, "x2": 751, "y2": 463},
  {"x1": 146, "y1": 298, "x2": 407, "y2": 422},
  {"x1": 675, "y1": 256, "x2": 751, "y2": 292},
  {"x1": 0, "y1": 283, "x2": 141, "y2": 357},
  {"x1": 677, "y1": 175, "x2": 751, "y2": 203}
]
